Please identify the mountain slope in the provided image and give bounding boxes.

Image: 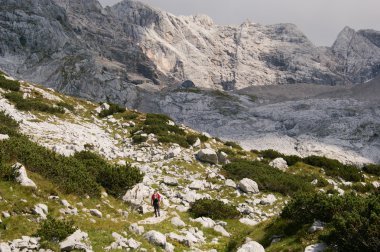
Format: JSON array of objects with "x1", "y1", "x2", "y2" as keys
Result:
[{"x1": 1, "y1": 0, "x2": 380, "y2": 97}]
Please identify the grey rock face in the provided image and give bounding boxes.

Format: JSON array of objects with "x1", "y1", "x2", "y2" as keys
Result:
[
  {"x1": 0, "y1": 0, "x2": 379, "y2": 102},
  {"x1": 332, "y1": 27, "x2": 380, "y2": 84}
]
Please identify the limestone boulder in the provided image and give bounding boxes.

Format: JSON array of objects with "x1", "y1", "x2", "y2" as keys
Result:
[
  {"x1": 269, "y1": 158, "x2": 289, "y2": 171},
  {"x1": 196, "y1": 149, "x2": 218, "y2": 164},
  {"x1": 238, "y1": 178, "x2": 259, "y2": 194}
]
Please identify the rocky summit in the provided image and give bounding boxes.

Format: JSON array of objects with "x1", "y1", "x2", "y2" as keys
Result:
[{"x1": 1, "y1": 0, "x2": 380, "y2": 95}]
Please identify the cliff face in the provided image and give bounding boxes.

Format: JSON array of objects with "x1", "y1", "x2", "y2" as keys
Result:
[{"x1": 1, "y1": 0, "x2": 380, "y2": 97}]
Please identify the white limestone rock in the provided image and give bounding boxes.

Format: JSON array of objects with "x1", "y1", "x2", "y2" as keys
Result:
[
  {"x1": 308, "y1": 220, "x2": 324, "y2": 233},
  {"x1": 188, "y1": 180, "x2": 205, "y2": 190},
  {"x1": 12, "y1": 163, "x2": 37, "y2": 188},
  {"x1": 89, "y1": 209, "x2": 102, "y2": 218},
  {"x1": 166, "y1": 147, "x2": 181, "y2": 159},
  {"x1": 171, "y1": 217, "x2": 186, "y2": 227},
  {"x1": 193, "y1": 217, "x2": 216, "y2": 228},
  {"x1": 122, "y1": 183, "x2": 153, "y2": 206},
  {"x1": 260, "y1": 194, "x2": 277, "y2": 205},
  {"x1": 60, "y1": 230, "x2": 93, "y2": 252},
  {"x1": 129, "y1": 223, "x2": 145, "y2": 235},
  {"x1": 239, "y1": 218, "x2": 259, "y2": 226},
  {"x1": 144, "y1": 230, "x2": 167, "y2": 247},
  {"x1": 237, "y1": 241, "x2": 265, "y2": 252},
  {"x1": 33, "y1": 204, "x2": 48, "y2": 219},
  {"x1": 213, "y1": 225, "x2": 230, "y2": 237},
  {"x1": 238, "y1": 178, "x2": 259, "y2": 193},
  {"x1": 0, "y1": 243, "x2": 11, "y2": 252},
  {"x1": 163, "y1": 176, "x2": 179, "y2": 186},
  {"x1": 304, "y1": 243, "x2": 328, "y2": 252},
  {"x1": 196, "y1": 149, "x2": 218, "y2": 164},
  {"x1": 225, "y1": 179, "x2": 237, "y2": 188},
  {"x1": 0, "y1": 134, "x2": 9, "y2": 141},
  {"x1": 269, "y1": 158, "x2": 289, "y2": 171}
]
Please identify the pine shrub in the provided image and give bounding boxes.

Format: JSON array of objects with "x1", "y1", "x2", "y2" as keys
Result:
[{"x1": 189, "y1": 199, "x2": 240, "y2": 220}]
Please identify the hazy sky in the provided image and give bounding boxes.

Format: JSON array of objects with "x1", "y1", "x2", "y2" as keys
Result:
[{"x1": 99, "y1": 0, "x2": 380, "y2": 46}]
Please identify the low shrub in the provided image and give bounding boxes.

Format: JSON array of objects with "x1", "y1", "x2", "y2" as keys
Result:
[
  {"x1": 0, "y1": 112, "x2": 141, "y2": 197},
  {"x1": 218, "y1": 147, "x2": 236, "y2": 157},
  {"x1": 123, "y1": 111, "x2": 139, "y2": 120},
  {"x1": 224, "y1": 141, "x2": 243, "y2": 150},
  {"x1": 303, "y1": 155, "x2": 363, "y2": 182},
  {"x1": 74, "y1": 151, "x2": 144, "y2": 197},
  {"x1": 36, "y1": 216, "x2": 76, "y2": 242},
  {"x1": 281, "y1": 192, "x2": 380, "y2": 252},
  {"x1": 98, "y1": 164, "x2": 143, "y2": 197},
  {"x1": 186, "y1": 134, "x2": 199, "y2": 146},
  {"x1": 0, "y1": 75, "x2": 21, "y2": 91},
  {"x1": 158, "y1": 135, "x2": 189, "y2": 148},
  {"x1": 132, "y1": 135, "x2": 147, "y2": 144},
  {"x1": 283, "y1": 155, "x2": 302, "y2": 166},
  {"x1": 4, "y1": 92, "x2": 64, "y2": 114},
  {"x1": 189, "y1": 199, "x2": 240, "y2": 219},
  {"x1": 0, "y1": 162, "x2": 16, "y2": 181},
  {"x1": 351, "y1": 182, "x2": 376, "y2": 193},
  {"x1": 260, "y1": 149, "x2": 283, "y2": 159},
  {"x1": 363, "y1": 164, "x2": 380, "y2": 176},
  {"x1": 56, "y1": 102, "x2": 75, "y2": 111},
  {"x1": 98, "y1": 103, "x2": 126, "y2": 118},
  {"x1": 198, "y1": 134, "x2": 209, "y2": 142},
  {"x1": 223, "y1": 159, "x2": 313, "y2": 195}
]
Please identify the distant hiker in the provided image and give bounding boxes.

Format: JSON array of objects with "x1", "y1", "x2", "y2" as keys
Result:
[{"x1": 151, "y1": 190, "x2": 161, "y2": 217}]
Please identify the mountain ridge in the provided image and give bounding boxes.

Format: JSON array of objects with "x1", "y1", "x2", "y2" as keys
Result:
[{"x1": 1, "y1": 0, "x2": 380, "y2": 97}]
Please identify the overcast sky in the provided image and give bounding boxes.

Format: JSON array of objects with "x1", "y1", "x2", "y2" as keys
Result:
[{"x1": 99, "y1": 0, "x2": 380, "y2": 46}]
